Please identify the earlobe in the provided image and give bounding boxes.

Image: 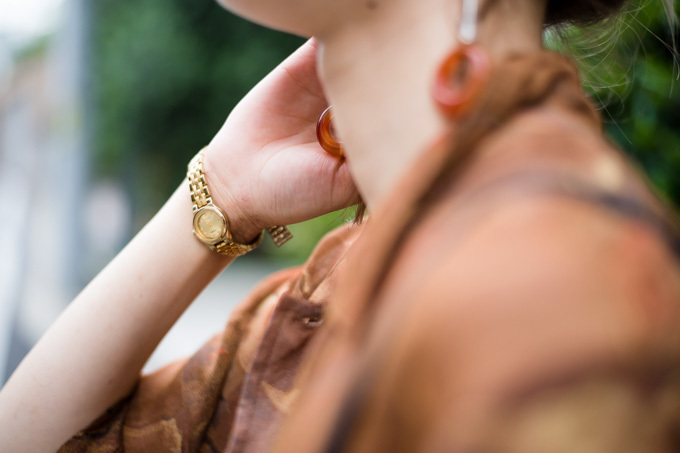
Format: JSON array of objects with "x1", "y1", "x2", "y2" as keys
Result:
[
  {"x1": 432, "y1": 0, "x2": 491, "y2": 119},
  {"x1": 432, "y1": 44, "x2": 491, "y2": 118}
]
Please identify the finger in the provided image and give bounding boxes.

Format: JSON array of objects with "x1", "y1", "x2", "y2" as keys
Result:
[
  {"x1": 284, "y1": 38, "x2": 319, "y2": 73},
  {"x1": 277, "y1": 38, "x2": 326, "y2": 104}
]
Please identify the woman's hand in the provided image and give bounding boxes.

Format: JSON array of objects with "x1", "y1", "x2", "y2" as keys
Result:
[
  {"x1": 204, "y1": 39, "x2": 358, "y2": 241},
  {"x1": 0, "y1": 39, "x2": 359, "y2": 453}
]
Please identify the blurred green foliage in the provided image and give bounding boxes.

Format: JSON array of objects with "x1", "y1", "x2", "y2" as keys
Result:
[
  {"x1": 90, "y1": 0, "x2": 679, "y2": 263},
  {"x1": 563, "y1": 0, "x2": 680, "y2": 207},
  {"x1": 90, "y1": 0, "x2": 304, "y2": 232},
  {"x1": 602, "y1": 4, "x2": 680, "y2": 208}
]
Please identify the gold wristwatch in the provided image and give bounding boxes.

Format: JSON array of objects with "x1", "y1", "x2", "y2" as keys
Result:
[{"x1": 187, "y1": 149, "x2": 292, "y2": 256}]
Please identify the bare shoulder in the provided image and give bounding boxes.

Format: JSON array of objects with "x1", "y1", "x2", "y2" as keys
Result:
[
  {"x1": 389, "y1": 192, "x2": 680, "y2": 363},
  {"x1": 365, "y1": 195, "x2": 680, "y2": 446},
  {"x1": 375, "y1": 194, "x2": 680, "y2": 452},
  {"x1": 430, "y1": 192, "x2": 679, "y2": 306}
]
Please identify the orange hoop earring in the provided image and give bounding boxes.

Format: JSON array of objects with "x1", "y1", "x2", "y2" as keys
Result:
[
  {"x1": 316, "y1": 107, "x2": 344, "y2": 158},
  {"x1": 432, "y1": 44, "x2": 490, "y2": 118}
]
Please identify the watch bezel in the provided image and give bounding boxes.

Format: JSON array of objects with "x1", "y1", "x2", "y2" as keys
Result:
[{"x1": 192, "y1": 205, "x2": 229, "y2": 245}]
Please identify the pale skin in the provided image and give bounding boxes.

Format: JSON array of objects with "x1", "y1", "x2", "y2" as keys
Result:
[{"x1": 0, "y1": 0, "x2": 615, "y2": 450}]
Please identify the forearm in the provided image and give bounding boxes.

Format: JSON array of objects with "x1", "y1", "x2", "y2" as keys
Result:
[
  {"x1": 0, "y1": 37, "x2": 354, "y2": 451},
  {"x1": 0, "y1": 182, "x2": 251, "y2": 451}
]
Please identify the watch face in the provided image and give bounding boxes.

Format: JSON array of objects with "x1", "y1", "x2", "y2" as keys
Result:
[{"x1": 193, "y1": 206, "x2": 227, "y2": 244}]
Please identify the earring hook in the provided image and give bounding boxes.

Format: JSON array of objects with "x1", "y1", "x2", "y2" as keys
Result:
[{"x1": 459, "y1": 0, "x2": 479, "y2": 44}]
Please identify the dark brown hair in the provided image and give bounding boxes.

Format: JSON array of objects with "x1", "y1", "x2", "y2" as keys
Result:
[{"x1": 545, "y1": 0, "x2": 629, "y2": 25}]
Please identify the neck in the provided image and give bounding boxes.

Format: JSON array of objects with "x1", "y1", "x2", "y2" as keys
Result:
[{"x1": 317, "y1": 0, "x2": 547, "y2": 212}]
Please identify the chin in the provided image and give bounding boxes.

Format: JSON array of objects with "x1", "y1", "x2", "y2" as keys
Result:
[{"x1": 215, "y1": 0, "x2": 319, "y2": 37}]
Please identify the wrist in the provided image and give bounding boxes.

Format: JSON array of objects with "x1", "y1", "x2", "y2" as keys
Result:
[{"x1": 200, "y1": 148, "x2": 263, "y2": 245}]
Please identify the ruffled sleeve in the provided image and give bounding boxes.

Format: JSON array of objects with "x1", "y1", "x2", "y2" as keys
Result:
[{"x1": 58, "y1": 267, "x2": 300, "y2": 453}]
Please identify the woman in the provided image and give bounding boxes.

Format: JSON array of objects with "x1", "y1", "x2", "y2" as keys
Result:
[{"x1": 1, "y1": 0, "x2": 679, "y2": 450}]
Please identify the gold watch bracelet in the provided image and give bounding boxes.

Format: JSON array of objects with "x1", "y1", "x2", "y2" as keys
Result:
[{"x1": 188, "y1": 149, "x2": 292, "y2": 255}]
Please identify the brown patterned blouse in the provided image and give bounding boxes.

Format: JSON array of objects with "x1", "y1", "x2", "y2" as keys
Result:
[{"x1": 60, "y1": 51, "x2": 680, "y2": 453}]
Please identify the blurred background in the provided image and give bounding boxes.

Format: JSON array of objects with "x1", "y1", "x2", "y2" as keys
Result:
[{"x1": 0, "y1": 0, "x2": 677, "y2": 385}]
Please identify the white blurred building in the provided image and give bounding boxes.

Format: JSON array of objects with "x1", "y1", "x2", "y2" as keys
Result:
[
  {"x1": 0, "y1": 0, "x2": 89, "y2": 383},
  {"x1": 0, "y1": 0, "x2": 287, "y2": 386}
]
